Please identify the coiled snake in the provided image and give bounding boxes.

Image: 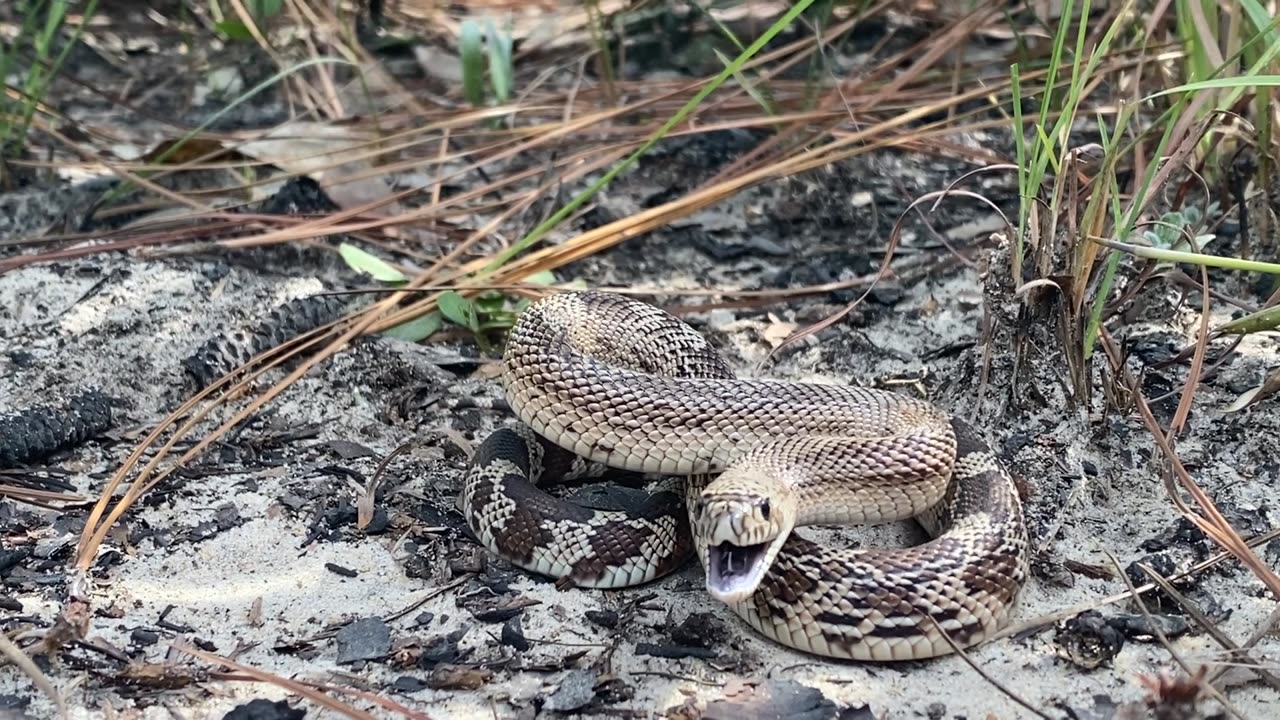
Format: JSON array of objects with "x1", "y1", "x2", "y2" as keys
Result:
[{"x1": 460, "y1": 291, "x2": 1030, "y2": 661}]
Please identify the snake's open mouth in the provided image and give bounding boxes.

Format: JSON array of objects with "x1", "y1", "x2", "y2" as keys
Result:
[{"x1": 706, "y1": 540, "x2": 769, "y2": 602}]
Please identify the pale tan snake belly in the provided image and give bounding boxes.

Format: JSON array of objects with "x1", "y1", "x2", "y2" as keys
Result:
[{"x1": 460, "y1": 290, "x2": 1031, "y2": 661}]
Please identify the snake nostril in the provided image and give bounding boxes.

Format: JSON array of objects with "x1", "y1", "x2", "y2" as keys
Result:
[{"x1": 760, "y1": 499, "x2": 771, "y2": 521}]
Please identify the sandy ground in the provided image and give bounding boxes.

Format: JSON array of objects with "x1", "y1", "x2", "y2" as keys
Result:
[{"x1": 4, "y1": 142, "x2": 1280, "y2": 720}]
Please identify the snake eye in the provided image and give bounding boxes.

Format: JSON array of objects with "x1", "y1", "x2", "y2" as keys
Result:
[{"x1": 759, "y1": 499, "x2": 771, "y2": 521}]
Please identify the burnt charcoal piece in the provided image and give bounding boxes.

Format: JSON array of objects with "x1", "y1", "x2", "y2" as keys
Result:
[
  {"x1": 635, "y1": 642, "x2": 717, "y2": 660},
  {"x1": 1055, "y1": 611, "x2": 1125, "y2": 670},
  {"x1": 669, "y1": 612, "x2": 725, "y2": 649},
  {"x1": 130, "y1": 628, "x2": 160, "y2": 646},
  {"x1": 585, "y1": 609, "x2": 618, "y2": 628},
  {"x1": 335, "y1": 617, "x2": 391, "y2": 665},
  {"x1": 325, "y1": 563, "x2": 358, "y2": 578},
  {"x1": 222, "y1": 698, "x2": 306, "y2": 720},
  {"x1": 0, "y1": 389, "x2": 116, "y2": 469},
  {"x1": 1140, "y1": 517, "x2": 1209, "y2": 553},
  {"x1": 417, "y1": 629, "x2": 467, "y2": 667},
  {"x1": 182, "y1": 293, "x2": 353, "y2": 389},
  {"x1": 0, "y1": 547, "x2": 33, "y2": 575},
  {"x1": 500, "y1": 615, "x2": 529, "y2": 651},
  {"x1": 1108, "y1": 613, "x2": 1191, "y2": 641},
  {"x1": 254, "y1": 177, "x2": 341, "y2": 216},
  {"x1": 1124, "y1": 551, "x2": 1205, "y2": 614},
  {"x1": 391, "y1": 676, "x2": 428, "y2": 694}
]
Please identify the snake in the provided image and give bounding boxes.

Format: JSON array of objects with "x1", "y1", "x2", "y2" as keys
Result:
[{"x1": 459, "y1": 290, "x2": 1031, "y2": 661}]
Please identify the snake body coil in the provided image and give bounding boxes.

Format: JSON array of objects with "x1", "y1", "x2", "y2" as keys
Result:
[{"x1": 461, "y1": 291, "x2": 1030, "y2": 661}]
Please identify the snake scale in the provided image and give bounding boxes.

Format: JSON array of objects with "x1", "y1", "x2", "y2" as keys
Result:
[{"x1": 460, "y1": 290, "x2": 1030, "y2": 661}]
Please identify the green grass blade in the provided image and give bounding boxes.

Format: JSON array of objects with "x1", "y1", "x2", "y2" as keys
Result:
[
  {"x1": 460, "y1": 19, "x2": 485, "y2": 106},
  {"x1": 1092, "y1": 238, "x2": 1280, "y2": 274},
  {"x1": 1143, "y1": 75, "x2": 1280, "y2": 100},
  {"x1": 1216, "y1": 306, "x2": 1280, "y2": 336},
  {"x1": 485, "y1": 19, "x2": 513, "y2": 103}
]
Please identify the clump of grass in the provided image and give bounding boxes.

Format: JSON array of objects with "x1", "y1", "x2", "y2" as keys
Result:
[
  {"x1": 0, "y1": 0, "x2": 99, "y2": 188},
  {"x1": 1005, "y1": 0, "x2": 1280, "y2": 405}
]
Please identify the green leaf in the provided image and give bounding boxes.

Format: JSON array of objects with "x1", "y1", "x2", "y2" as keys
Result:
[
  {"x1": 459, "y1": 20, "x2": 485, "y2": 106},
  {"x1": 1143, "y1": 75, "x2": 1280, "y2": 101},
  {"x1": 524, "y1": 270, "x2": 559, "y2": 285},
  {"x1": 248, "y1": 0, "x2": 283, "y2": 19},
  {"x1": 382, "y1": 312, "x2": 443, "y2": 342},
  {"x1": 473, "y1": 291, "x2": 508, "y2": 313},
  {"x1": 1240, "y1": 0, "x2": 1280, "y2": 45},
  {"x1": 485, "y1": 20, "x2": 513, "y2": 103},
  {"x1": 439, "y1": 291, "x2": 481, "y2": 332},
  {"x1": 1092, "y1": 237, "x2": 1280, "y2": 274},
  {"x1": 714, "y1": 48, "x2": 777, "y2": 116},
  {"x1": 1216, "y1": 305, "x2": 1280, "y2": 335},
  {"x1": 215, "y1": 20, "x2": 254, "y2": 40},
  {"x1": 338, "y1": 243, "x2": 408, "y2": 283}
]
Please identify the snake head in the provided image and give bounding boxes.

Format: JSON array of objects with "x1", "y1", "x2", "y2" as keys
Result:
[{"x1": 695, "y1": 483, "x2": 793, "y2": 604}]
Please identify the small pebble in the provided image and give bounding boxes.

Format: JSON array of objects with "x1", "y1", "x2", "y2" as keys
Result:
[
  {"x1": 543, "y1": 669, "x2": 597, "y2": 712},
  {"x1": 706, "y1": 309, "x2": 737, "y2": 331}
]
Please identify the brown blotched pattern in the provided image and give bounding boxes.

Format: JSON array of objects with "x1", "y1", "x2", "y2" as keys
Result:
[
  {"x1": 463, "y1": 411, "x2": 695, "y2": 587},
  {"x1": 460, "y1": 291, "x2": 1030, "y2": 661}
]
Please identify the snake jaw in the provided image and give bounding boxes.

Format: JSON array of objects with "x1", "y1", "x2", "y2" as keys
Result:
[{"x1": 705, "y1": 539, "x2": 772, "y2": 603}]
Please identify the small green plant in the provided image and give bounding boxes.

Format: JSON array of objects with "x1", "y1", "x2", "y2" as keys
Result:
[
  {"x1": 1140, "y1": 202, "x2": 1219, "y2": 255},
  {"x1": 338, "y1": 242, "x2": 560, "y2": 348},
  {"x1": 460, "y1": 18, "x2": 515, "y2": 110}
]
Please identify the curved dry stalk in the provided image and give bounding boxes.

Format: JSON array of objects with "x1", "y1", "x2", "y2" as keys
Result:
[
  {"x1": 0, "y1": 631, "x2": 68, "y2": 719},
  {"x1": 1098, "y1": 328, "x2": 1280, "y2": 599}
]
